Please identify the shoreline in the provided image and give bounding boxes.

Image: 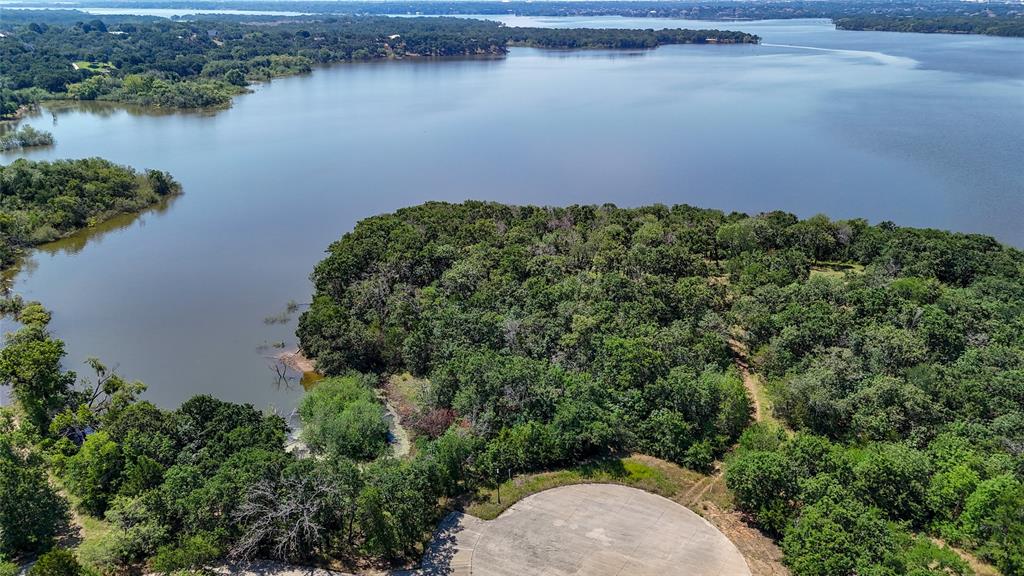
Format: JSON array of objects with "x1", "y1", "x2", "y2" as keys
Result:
[
  {"x1": 0, "y1": 191, "x2": 182, "y2": 289},
  {"x1": 277, "y1": 347, "x2": 316, "y2": 374}
]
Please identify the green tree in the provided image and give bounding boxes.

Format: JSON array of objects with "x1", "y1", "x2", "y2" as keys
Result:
[
  {"x1": 926, "y1": 464, "x2": 979, "y2": 526},
  {"x1": 357, "y1": 459, "x2": 437, "y2": 559},
  {"x1": 783, "y1": 481, "x2": 899, "y2": 576},
  {"x1": 27, "y1": 549, "x2": 82, "y2": 576},
  {"x1": 959, "y1": 475, "x2": 1024, "y2": 573},
  {"x1": 427, "y1": 427, "x2": 478, "y2": 497},
  {"x1": 63, "y1": 431, "x2": 123, "y2": 516},
  {"x1": 479, "y1": 421, "x2": 558, "y2": 476},
  {"x1": 0, "y1": 413, "x2": 69, "y2": 557},
  {"x1": 853, "y1": 443, "x2": 931, "y2": 525},
  {"x1": 0, "y1": 325, "x2": 75, "y2": 434},
  {"x1": 845, "y1": 376, "x2": 937, "y2": 442},
  {"x1": 726, "y1": 450, "x2": 798, "y2": 535}
]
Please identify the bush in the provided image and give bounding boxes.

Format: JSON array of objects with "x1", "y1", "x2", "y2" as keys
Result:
[
  {"x1": 28, "y1": 549, "x2": 83, "y2": 576},
  {"x1": 16, "y1": 302, "x2": 51, "y2": 327},
  {"x1": 298, "y1": 375, "x2": 388, "y2": 461},
  {"x1": 0, "y1": 125, "x2": 53, "y2": 151},
  {"x1": 149, "y1": 532, "x2": 223, "y2": 573},
  {"x1": 736, "y1": 421, "x2": 788, "y2": 454},
  {"x1": 726, "y1": 450, "x2": 797, "y2": 535}
]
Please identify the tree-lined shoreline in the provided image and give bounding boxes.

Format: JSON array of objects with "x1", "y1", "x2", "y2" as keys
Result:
[
  {"x1": 0, "y1": 158, "x2": 180, "y2": 271},
  {"x1": 0, "y1": 14, "x2": 758, "y2": 116}
]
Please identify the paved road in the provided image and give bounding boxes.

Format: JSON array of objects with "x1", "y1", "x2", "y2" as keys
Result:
[{"x1": 419, "y1": 484, "x2": 751, "y2": 576}]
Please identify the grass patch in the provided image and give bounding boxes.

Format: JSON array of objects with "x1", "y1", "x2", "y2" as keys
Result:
[
  {"x1": 810, "y1": 260, "x2": 865, "y2": 279},
  {"x1": 50, "y1": 477, "x2": 114, "y2": 565},
  {"x1": 74, "y1": 61, "x2": 116, "y2": 73},
  {"x1": 387, "y1": 372, "x2": 430, "y2": 413},
  {"x1": 750, "y1": 371, "x2": 785, "y2": 429},
  {"x1": 466, "y1": 454, "x2": 705, "y2": 520}
]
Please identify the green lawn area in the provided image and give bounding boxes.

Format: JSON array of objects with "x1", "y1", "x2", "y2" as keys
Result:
[
  {"x1": 465, "y1": 454, "x2": 706, "y2": 520},
  {"x1": 50, "y1": 477, "x2": 114, "y2": 566},
  {"x1": 73, "y1": 61, "x2": 116, "y2": 73},
  {"x1": 810, "y1": 260, "x2": 865, "y2": 279}
]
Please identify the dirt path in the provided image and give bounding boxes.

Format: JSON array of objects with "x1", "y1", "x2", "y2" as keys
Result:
[
  {"x1": 380, "y1": 395, "x2": 412, "y2": 459},
  {"x1": 931, "y1": 538, "x2": 1001, "y2": 576},
  {"x1": 728, "y1": 337, "x2": 763, "y2": 423},
  {"x1": 701, "y1": 503, "x2": 790, "y2": 576},
  {"x1": 680, "y1": 468, "x2": 719, "y2": 506}
]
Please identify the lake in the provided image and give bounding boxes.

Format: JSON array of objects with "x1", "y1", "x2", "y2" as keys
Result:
[{"x1": 3, "y1": 17, "x2": 1022, "y2": 414}]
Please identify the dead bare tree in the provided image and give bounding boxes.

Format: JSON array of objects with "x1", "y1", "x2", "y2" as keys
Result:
[
  {"x1": 269, "y1": 361, "x2": 297, "y2": 391},
  {"x1": 231, "y1": 463, "x2": 359, "y2": 562}
]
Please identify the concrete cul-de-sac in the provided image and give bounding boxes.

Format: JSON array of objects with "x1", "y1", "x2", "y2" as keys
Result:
[{"x1": 419, "y1": 483, "x2": 752, "y2": 576}]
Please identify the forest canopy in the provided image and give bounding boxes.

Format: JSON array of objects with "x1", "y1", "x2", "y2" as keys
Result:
[{"x1": 299, "y1": 201, "x2": 1024, "y2": 575}]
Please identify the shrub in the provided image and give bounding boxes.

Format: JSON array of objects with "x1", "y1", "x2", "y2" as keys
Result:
[
  {"x1": 28, "y1": 549, "x2": 83, "y2": 576},
  {"x1": 149, "y1": 532, "x2": 223, "y2": 573},
  {"x1": 298, "y1": 375, "x2": 388, "y2": 461}
]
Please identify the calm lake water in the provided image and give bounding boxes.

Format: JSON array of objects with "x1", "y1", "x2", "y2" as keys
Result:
[{"x1": 3, "y1": 18, "x2": 1023, "y2": 413}]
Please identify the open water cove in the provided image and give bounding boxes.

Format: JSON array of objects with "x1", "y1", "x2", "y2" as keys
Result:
[{"x1": 3, "y1": 19, "x2": 1023, "y2": 411}]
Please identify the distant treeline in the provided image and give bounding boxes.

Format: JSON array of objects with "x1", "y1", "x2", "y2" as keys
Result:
[
  {"x1": 0, "y1": 15, "x2": 757, "y2": 113},
  {"x1": 4, "y1": 0, "x2": 1023, "y2": 21},
  {"x1": 505, "y1": 27, "x2": 756, "y2": 48},
  {"x1": 0, "y1": 158, "x2": 179, "y2": 269},
  {"x1": 5, "y1": 0, "x2": 1020, "y2": 41},
  {"x1": 836, "y1": 15, "x2": 1024, "y2": 38},
  {"x1": 0, "y1": 8, "x2": 163, "y2": 27}
]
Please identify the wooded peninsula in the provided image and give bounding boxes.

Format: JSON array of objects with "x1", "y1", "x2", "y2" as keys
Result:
[
  {"x1": 2, "y1": 195, "x2": 1022, "y2": 575},
  {"x1": 299, "y1": 202, "x2": 1024, "y2": 575},
  {"x1": 0, "y1": 158, "x2": 179, "y2": 270}
]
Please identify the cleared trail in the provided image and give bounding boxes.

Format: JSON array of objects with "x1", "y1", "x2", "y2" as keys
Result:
[{"x1": 728, "y1": 337, "x2": 764, "y2": 423}]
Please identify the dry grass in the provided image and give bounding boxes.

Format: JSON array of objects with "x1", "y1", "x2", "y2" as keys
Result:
[
  {"x1": 386, "y1": 372, "x2": 430, "y2": 414},
  {"x1": 73, "y1": 61, "x2": 116, "y2": 73}
]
